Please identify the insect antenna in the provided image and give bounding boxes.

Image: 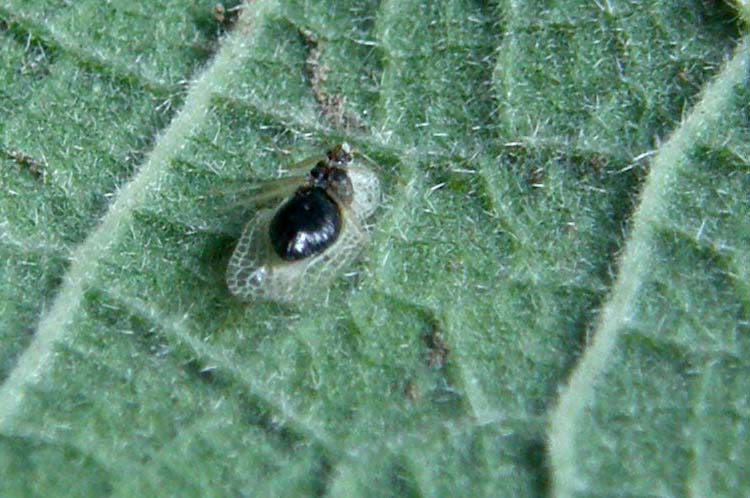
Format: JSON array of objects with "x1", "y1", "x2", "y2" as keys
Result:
[
  {"x1": 279, "y1": 153, "x2": 326, "y2": 174},
  {"x1": 210, "y1": 176, "x2": 304, "y2": 214}
]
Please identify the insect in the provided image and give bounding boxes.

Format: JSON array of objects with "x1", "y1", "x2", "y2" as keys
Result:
[{"x1": 226, "y1": 143, "x2": 381, "y2": 303}]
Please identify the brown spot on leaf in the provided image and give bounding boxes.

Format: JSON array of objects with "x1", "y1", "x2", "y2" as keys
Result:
[
  {"x1": 300, "y1": 27, "x2": 362, "y2": 130},
  {"x1": 4, "y1": 149, "x2": 45, "y2": 180},
  {"x1": 403, "y1": 379, "x2": 421, "y2": 402},
  {"x1": 423, "y1": 325, "x2": 449, "y2": 370},
  {"x1": 213, "y1": 3, "x2": 241, "y2": 30}
]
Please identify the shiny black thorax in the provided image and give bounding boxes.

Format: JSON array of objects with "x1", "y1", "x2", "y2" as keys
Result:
[{"x1": 269, "y1": 159, "x2": 353, "y2": 262}]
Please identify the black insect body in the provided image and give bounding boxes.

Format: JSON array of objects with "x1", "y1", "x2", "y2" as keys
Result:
[
  {"x1": 269, "y1": 186, "x2": 342, "y2": 261},
  {"x1": 226, "y1": 144, "x2": 380, "y2": 303}
]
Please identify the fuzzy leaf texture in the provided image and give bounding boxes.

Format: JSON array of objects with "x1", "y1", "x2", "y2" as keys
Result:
[{"x1": 0, "y1": 1, "x2": 748, "y2": 497}]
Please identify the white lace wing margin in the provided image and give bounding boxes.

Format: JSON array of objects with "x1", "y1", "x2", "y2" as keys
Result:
[
  {"x1": 347, "y1": 165, "x2": 380, "y2": 220},
  {"x1": 226, "y1": 207, "x2": 367, "y2": 303}
]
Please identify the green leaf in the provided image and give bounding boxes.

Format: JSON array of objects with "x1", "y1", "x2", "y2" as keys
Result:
[
  {"x1": 548, "y1": 37, "x2": 750, "y2": 498},
  {"x1": 739, "y1": 0, "x2": 750, "y2": 26},
  {"x1": 0, "y1": 0, "x2": 747, "y2": 496}
]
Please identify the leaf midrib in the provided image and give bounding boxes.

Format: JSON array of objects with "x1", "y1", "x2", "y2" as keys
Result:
[{"x1": 0, "y1": 0, "x2": 272, "y2": 431}]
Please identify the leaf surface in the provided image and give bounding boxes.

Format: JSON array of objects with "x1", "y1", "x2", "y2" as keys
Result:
[{"x1": 0, "y1": 0, "x2": 747, "y2": 496}]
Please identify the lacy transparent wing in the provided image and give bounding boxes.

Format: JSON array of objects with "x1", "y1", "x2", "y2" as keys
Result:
[
  {"x1": 226, "y1": 207, "x2": 366, "y2": 303},
  {"x1": 347, "y1": 166, "x2": 380, "y2": 221}
]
